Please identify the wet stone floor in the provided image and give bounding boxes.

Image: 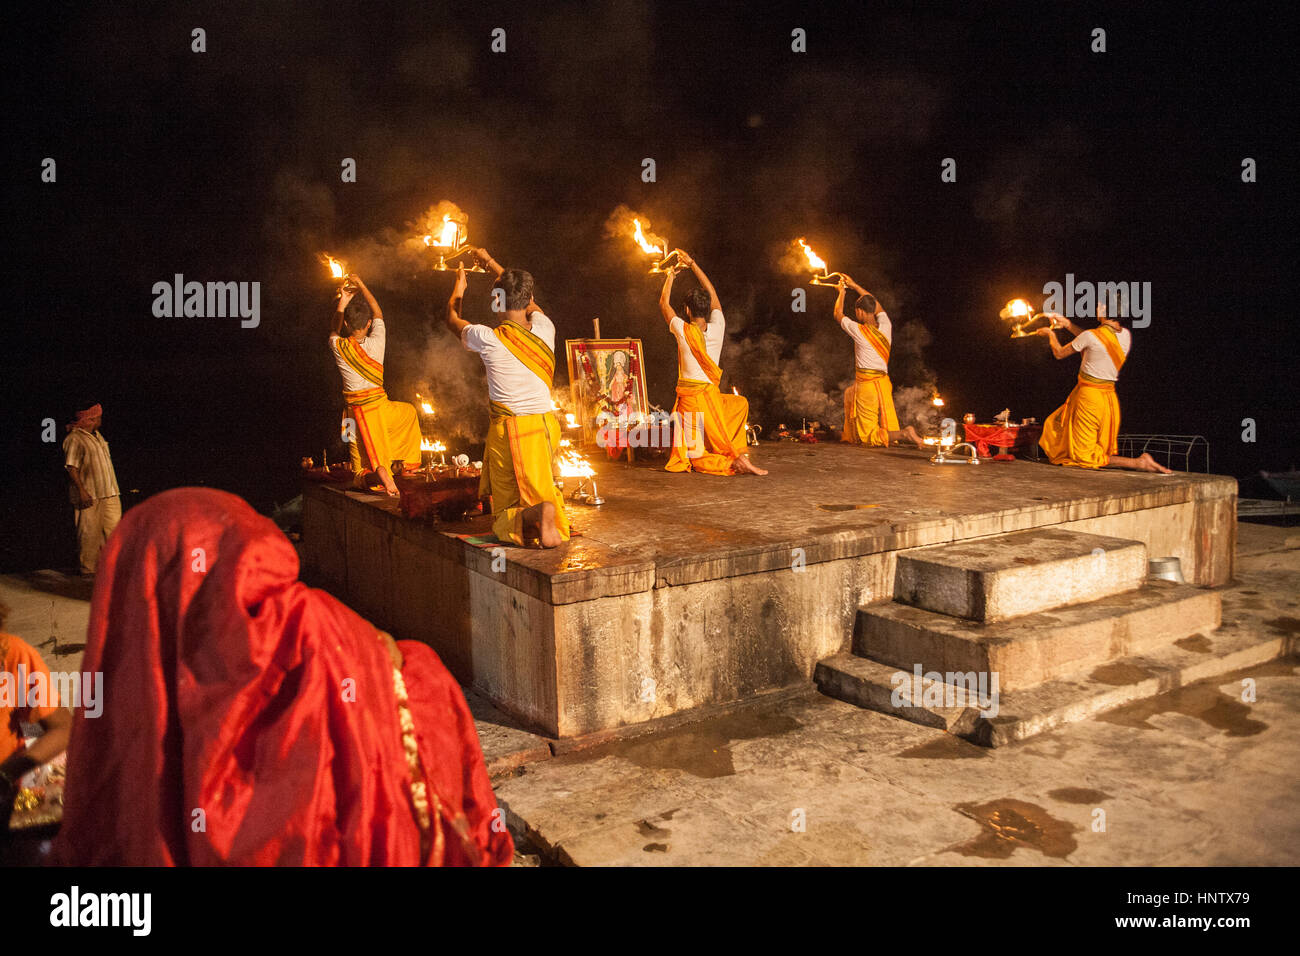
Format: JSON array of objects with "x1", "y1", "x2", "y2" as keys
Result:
[{"x1": 493, "y1": 523, "x2": 1300, "y2": 866}]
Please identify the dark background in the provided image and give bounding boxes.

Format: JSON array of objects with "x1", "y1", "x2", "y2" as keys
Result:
[{"x1": 4, "y1": 0, "x2": 1295, "y2": 571}]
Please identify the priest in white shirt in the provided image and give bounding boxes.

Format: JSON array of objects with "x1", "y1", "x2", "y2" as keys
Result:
[
  {"x1": 833, "y1": 276, "x2": 925, "y2": 449},
  {"x1": 1038, "y1": 303, "x2": 1171, "y2": 472},
  {"x1": 446, "y1": 252, "x2": 569, "y2": 547},
  {"x1": 659, "y1": 252, "x2": 766, "y2": 476}
]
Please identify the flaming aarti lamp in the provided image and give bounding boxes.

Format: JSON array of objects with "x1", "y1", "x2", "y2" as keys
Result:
[
  {"x1": 797, "y1": 238, "x2": 849, "y2": 287},
  {"x1": 558, "y1": 450, "x2": 604, "y2": 506},
  {"x1": 424, "y1": 215, "x2": 486, "y2": 272},
  {"x1": 1000, "y1": 298, "x2": 1061, "y2": 339},
  {"x1": 321, "y1": 254, "x2": 352, "y2": 291},
  {"x1": 630, "y1": 219, "x2": 685, "y2": 274}
]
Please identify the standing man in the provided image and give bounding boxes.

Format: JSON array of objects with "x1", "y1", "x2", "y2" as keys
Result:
[
  {"x1": 330, "y1": 274, "x2": 423, "y2": 496},
  {"x1": 63, "y1": 402, "x2": 121, "y2": 576},
  {"x1": 445, "y1": 252, "x2": 569, "y2": 548},
  {"x1": 832, "y1": 276, "x2": 925, "y2": 448},
  {"x1": 659, "y1": 252, "x2": 766, "y2": 476},
  {"x1": 1038, "y1": 305, "x2": 1171, "y2": 472}
]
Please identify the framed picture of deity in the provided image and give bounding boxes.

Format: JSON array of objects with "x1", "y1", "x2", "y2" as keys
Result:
[{"x1": 565, "y1": 337, "x2": 651, "y2": 456}]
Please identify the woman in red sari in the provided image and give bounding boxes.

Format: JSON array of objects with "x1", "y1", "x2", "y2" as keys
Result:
[{"x1": 53, "y1": 488, "x2": 512, "y2": 866}]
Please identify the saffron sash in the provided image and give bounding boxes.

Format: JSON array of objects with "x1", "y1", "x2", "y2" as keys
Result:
[
  {"x1": 679, "y1": 322, "x2": 722, "y2": 387},
  {"x1": 1094, "y1": 326, "x2": 1127, "y2": 374},
  {"x1": 859, "y1": 322, "x2": 890, "y2": 366},
  {"x1": 336, "y1": 336, "x2": 384, "y2": 388},
  {"x1": 494, "y1": 321, "x2": 556, "y2": 386}
]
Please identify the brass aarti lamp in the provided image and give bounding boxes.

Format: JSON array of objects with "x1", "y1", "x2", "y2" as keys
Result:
[{"x1": 424, "y1": 215, "x2": 486, "y2": 272}]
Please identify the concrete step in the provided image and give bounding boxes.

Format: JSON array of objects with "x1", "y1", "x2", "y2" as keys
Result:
[
  {"x1": 815, "y1": 624, "x2": 1292, "y2": 747},
  {"x1": 894, "y1": 527, "x2": 1148, "y2": 622},
  {"x1": 858, "y1": 579, "x2": 1221, "y2": 692}
]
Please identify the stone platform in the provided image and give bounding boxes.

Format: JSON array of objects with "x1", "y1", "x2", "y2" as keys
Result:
[{"x1": 300, "y1": 442, "x2": 1236, "y2": 739}]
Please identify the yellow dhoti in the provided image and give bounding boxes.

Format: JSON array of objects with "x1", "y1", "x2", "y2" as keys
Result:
[
  {"x1": 1038, "y1": 374, "x2": 1119, "y2": 468},
  {"x1": 842, "y1": 369, "x2": 899, "y2": 445},
  {"x1": 344, "y1": 387, "x2": 423, "y2": 477},
  {"x1": 665, "y1": 379, "x2": 750, "y2": 476},
  {"x1": 480, "y1": 403, "x2": 571, "y2": 546}
]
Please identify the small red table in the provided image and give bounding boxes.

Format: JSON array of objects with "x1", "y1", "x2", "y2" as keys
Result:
[{"x1": 964, "y1": 422, "x2": 1043, "y2": 461}]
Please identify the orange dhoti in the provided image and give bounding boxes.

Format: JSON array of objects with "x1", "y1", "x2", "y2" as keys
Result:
[
  {"x1": 842, "y1": 369, "x2": 899, "y2": 446},
  {"x1": 1038, "y1": 374, "x2": 1120, "y2": 468},
  {"x1": 344, "y1": 387, "x2": 423, "y2": 477},
  {"x1": 480, "y1": 404, "x2": 571, "y2": 546},
  {"x1": 665, "y1": 379, "x2": 750, "y2": 476}
]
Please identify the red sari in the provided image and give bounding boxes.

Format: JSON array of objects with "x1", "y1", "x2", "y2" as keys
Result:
[{"x1": 53, "y1": 488, "x2": 512, "y2": 866}]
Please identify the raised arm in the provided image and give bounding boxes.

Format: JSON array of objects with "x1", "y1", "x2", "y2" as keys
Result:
[
  {"x1": 474, "y1": 248, "x2": 505, "y2": 280},
  {"x1": 681, "y1": 252, "x2": 721, "y2": 313},
  {"x1": 841, "y1": 273, "x2": 882, "y2": 315},
  {"x1": 350, "y1": 274, "x2": 382, "y2": 322},
  {"x1": 445, "y1": 265, "x2": 471, "y2": 336},
  {"x1": 1048, "y1": 312, "x2": 1084, "y2": 336},
  {"x1": 833, "y1": 279, "x2": 849, "y2": 323},
  {"x1": 659, "y1": 269, "x2": 677, "y2": 324},
  {"x1": 330, "y1": 285, "x2": 355, "y2": 337},
  {"x1": 1039, "y1": 326, "x2": 1074, "y2": 360}
]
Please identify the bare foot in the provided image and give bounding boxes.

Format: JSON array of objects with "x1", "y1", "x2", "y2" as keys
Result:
[
  {"x1": 522, "y1": 502, "x2": 564, "y2": 548},
  {"x1": 899, "y1": 426, "x2": 927, "y2": 449},
  {"x1": 734, "y1": 454, "x2": 768, "y2": 476},
  {"x1": 538, "y1": 501, "x2": 563, "y2": 547},
  {"x1": 379, "y1": 466, "x2": 400, "y2": 497}
]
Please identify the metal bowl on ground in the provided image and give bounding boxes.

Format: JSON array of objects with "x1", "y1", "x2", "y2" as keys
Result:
[{"x1": 1148, "y1": 556, "x2": 1186, "y2": 583}]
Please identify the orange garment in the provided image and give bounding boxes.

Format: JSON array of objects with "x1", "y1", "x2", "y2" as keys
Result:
[
  {"x1": 666, "y1": 380, "x2": 750, "y2": 475},
  {"x1": 1, "y1": 633, "x2": 59, "y2": 765},
  {"x1": 1038, "y1": 374, "x2": 1120, "y2": 468},
  {"x1": 480, "y1": 403, "x2": 571, "y2": 546},
  {"x1": 665, "y1": 321, "x2": 749, "y2": 475},
  {"x1": 344, "y1": 387, "x2": 423, "y2": 477},
  {"x1": 842, "y1": 369, "x2": 899, "y2": 445}
]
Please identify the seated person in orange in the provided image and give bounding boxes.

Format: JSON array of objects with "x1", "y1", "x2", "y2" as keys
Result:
[
  {"x1": 1038, "y1": 304, "x2": 1171, "y2": 472},
  {"x1": 329, "y1": 274, "x2": 423, "y2": 496},
  {"x1": 0, "y1": 603, "x2": 71, "y2": 830},
  {"x1": 659, "y1": 252, "x2": 766, "y2": 476},
  {"x1": 833, "y1": 275, "x2": 925, "y2": 448}
]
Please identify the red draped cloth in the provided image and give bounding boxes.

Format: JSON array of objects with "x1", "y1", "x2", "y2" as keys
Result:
[{"x1": 53, "y1": 488, "x2": 512, "y2": 866}]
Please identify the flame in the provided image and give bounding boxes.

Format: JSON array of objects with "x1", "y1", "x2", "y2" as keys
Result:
[
  {"x1": 632, "y1": 219, "x2": 665, "y2": 257},
  {"x1": 565, "y1": 413, "x2": 577, "y2": 427},
  {"x1": 421, "y1": 401, "x2": 434, "y2": 415},
  {"x1": 1005, "y1": 298, "x2": 1031, "y2": 318},
  {"x1": 796, "y1": 238, "x2": 827, "y2": 273},
  {"x1": 420, "y1": 438, "x2": 447, "y2": 453},
  {"x1": 923, "y1": 435, "x2": 957, "y2": 447},
  {"x1": 733, "y1": 387, "x2": 740, "y2": 395},
  {"x1": 437, "y1": 215, "x2": 459, "y2": 248},
  {"x1": 423, "y1": 214, "x2": 461, "y2": 249},
  {"x1": 932, "y1": 394, "x2": 945, "y2": 407},
  {"x1": 557, "y1": 450, "x2": 595, "y2": 479},
  {"x1": 321, "y1": 254, "x2": 345, "y2": 279}
]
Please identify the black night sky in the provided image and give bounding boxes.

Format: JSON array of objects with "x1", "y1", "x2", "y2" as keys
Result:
[{"x1": 4, "y1": 0, "x2": 1295, "y2": 570}]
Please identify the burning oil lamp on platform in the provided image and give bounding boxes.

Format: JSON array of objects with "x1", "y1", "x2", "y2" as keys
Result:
[
  {"x1": 558, "y1": 449, "x2": 603, "y2": 506},
  {"x1": 424, "y1": 214, "x2": 486, "y2": 273}
]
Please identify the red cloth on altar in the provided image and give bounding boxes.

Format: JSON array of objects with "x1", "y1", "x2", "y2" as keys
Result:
[
  {"x1": 964, "y1": 422, "x2": 1041, "y2": 458},
  {"x1": 53, "y1": 487, "x2": 511, "y2": 867}
]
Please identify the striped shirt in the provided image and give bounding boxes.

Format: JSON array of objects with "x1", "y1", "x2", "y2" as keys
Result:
[{"x1": 63, "y1": 428, "x2": 120, "y2": 500}]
